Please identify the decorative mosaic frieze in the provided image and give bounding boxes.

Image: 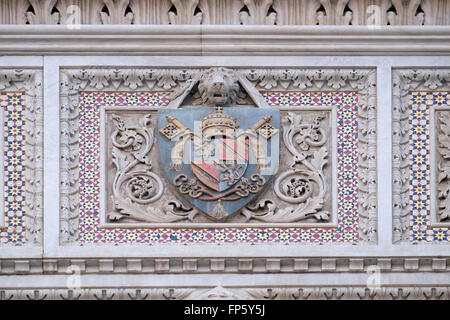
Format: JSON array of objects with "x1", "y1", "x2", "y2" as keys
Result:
[
  {"x1": 0, "y1": 70, "x2": 43, "y2": 246},
  {"x1": 393, "y1": 69, "x2": 450, "y2": 243},
  {"x1": 60, "y1": 67, "x2": 376, "y2": 244},
  {"x1": 0, "y1": 0, "x2": 449, "y2": 25}
]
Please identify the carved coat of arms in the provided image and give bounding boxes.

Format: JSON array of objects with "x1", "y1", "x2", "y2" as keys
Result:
[
  {"x1": 157, "y1": 68, "x2": 280, "y2": 220},
  {"x1": 107, "y1": 67, "x2": 333, "y2": 225}
]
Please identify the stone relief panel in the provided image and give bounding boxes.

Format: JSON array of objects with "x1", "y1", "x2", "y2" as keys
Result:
[
  {"x1": 0, "y1": 0, "x2": 449, "y2": 26},
  {"x1": 103, "y1": 108, "x2": 334, "y2": 225},
  {"x1": 0, "y1": 70, "x2": 43, "y2": 246},
  {"x1": 393, "y1": 69, "x2": 450, "y2": 244},
  {"x1": 60, "y1": 67, "x2": 376, "y2": 245}
]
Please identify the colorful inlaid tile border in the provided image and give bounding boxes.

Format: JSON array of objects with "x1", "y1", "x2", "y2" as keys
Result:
[
  {"x1": 0, "y1": 93, "x2": 26, "y2": 245},
  {"x1": 409, "y1": 91, "x2": 450, "y2": 242},
  {"x1": 77, "y1": 91, "x2": 359, "y2": 244}
]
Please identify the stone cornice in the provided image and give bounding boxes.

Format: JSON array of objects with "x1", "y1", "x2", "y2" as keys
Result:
[{"x1": 0, "y1": 25, "x2": 450, "y2": 55}]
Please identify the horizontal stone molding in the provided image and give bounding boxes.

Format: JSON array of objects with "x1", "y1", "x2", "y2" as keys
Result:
[
  {"x1": 1, "y1": 0, "x2": 450, "y2": 26},
  {"x1": 0, "y1": 26, "x2": 450, "y2": 55},
  {"x1": 0, "y1": 257, "x2": 448, "y2": 275}
]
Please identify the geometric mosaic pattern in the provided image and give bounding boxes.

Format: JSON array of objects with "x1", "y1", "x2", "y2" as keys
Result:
[
  {"x1": 79, "y1": 91, "x2": 171, "y2": 107},
  {"x1": 0, "y1": 93, "x2": 26, "y2": 245},
  {"x1": 409, "y1": 91, "x2": 450, "y2": 242},
  {"x1": 78, "y1": 91, "x2": 359, "y2": 244},
  {"x1": 263, "y1": 91, "x2": 353, "y2": 107}
]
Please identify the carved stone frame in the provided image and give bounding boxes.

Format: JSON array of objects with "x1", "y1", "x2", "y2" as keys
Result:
[
  {"x1": 59, "y1": 66, "x2": 377, "y2": 244},
  {"x1": 0, "y1": 69, "x2": 43, "y2": 247},
  {"x1": 392, "y1": 68, "x2": 450, "y2": 244}
]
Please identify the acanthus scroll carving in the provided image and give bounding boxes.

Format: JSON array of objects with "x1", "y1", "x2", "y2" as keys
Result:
[
  {"x1": 243, "y1": 112, "x2": 330, "y2": 222},
  {"x1": 108, "y1": 114, "x2": 197, "y2": 223}
]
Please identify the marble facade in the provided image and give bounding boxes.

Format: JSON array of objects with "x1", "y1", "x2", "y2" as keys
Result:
[{"x1": 0, "y1": 0, "x2": 449, "y2": 300}]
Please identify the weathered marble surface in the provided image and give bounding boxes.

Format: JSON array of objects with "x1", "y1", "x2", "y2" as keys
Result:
[{"x1": 0, "y1": 14, "x2": 449, "y2": 299}]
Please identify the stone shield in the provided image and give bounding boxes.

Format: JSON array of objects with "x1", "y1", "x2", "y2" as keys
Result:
[{"x1": 158, "y1": 107, "x2": 280, "y2": 220}]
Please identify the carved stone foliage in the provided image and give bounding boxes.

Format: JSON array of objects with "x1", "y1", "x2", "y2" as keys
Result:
[
  {"x1": 0, "y1": 0, "x2": 449, "y2": 25},
  {"x1": 60, "y1": 67, "x2": 376, "y2": 243},
  {"x1": 243, "y1": 112, "x2": 331, "y2": 223},
  {"x1": 168, "y1": 0, "x2": 202, "y2": 25},
  {"x1": 387, "y1": 0, "x2": 424, "y2": 25},
  {"x1": 0, "y1": 286, "x2": 449, "y2": 300},
  {"x1": 242, "y1": 68, "x2": 377, "y2": 241},
  {"x1": 107, "y1": 113, "x2": 196, "y2": 223},
  {"x1": 317, "y1": 0, "x2": 352, "y2": 25},
  {"x1": 272, "y1": 0, "x2": 321, "y2": 25},
  {"x1": 105, "y1": 68, "x2": 329, "y2": 224},
  {"x1": 105, "y1": 108, "x2": 329, "y2": 224},
  {"x1": 348, "y1": 0, "x2": 392, "y2": 26},
  {"x1": 198, "y1": 0, "x2": 242, "y2": 24},
  {"x1": 0, "y1": 70, "x2": 43, "y2": 246},
  {"x1": 60, "y1": 68, "x2": 200, "y2": 242},
  {"x1": 392, "y1": 69, "x2": 450, "y2": 243},
  {"x1": 240, "y1": 0, "x2": 276, "y2": 25}
]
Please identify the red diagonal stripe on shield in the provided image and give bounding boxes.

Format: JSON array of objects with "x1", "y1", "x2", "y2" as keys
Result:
[
  {"x1": 191, "y1": 161, "x2": 220, "y2": 191},
  {"x1": 219, "y1": 138, "x2": 248, "y2": 162}
]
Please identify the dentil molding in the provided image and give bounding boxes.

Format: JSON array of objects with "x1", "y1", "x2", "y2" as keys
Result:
[{"x1": 1, "y1": 256, "x2": 448, "y2": 274}]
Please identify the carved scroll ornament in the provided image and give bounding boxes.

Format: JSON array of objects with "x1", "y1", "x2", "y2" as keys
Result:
[
  {"x1": 108, "y1": 114, "x2": 197, "y2": 223},
  {"x1": 243, "y1": 112, "x2": 330, "y2": 222}
]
